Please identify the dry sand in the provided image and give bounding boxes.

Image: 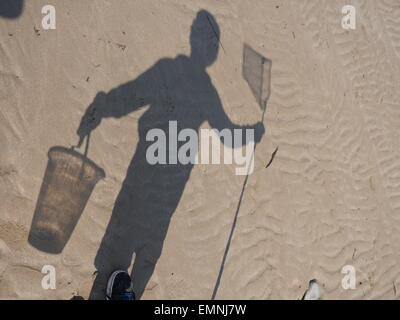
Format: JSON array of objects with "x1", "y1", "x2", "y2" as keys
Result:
[{"x1": 1, "y1": 0, "x2": 400, "y2": 299}]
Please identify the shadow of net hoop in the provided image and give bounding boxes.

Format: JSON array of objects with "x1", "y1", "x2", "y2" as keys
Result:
[
  {"x1": 242, "y1": 43, "x2": 272, "y2": 112},
  {"x1": 28, "y1": 147, "x2": 105, "y2": 254}
]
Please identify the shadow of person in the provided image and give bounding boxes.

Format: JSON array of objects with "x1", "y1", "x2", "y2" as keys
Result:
[
  {"x1": 0, "y1": 0, "x2": 23, "y2": 19},
  {"x1": 77, "y1": 10, "x2": 264, "y2": 299}
]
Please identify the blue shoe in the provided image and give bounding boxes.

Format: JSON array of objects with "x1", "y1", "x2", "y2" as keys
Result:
[{"x1": 106, "y1": 270, "x2": 136, "y2": 300}]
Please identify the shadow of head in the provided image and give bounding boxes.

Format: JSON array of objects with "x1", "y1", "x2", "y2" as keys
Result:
[
  {"x1": 0, "y1": 0, "x2": 24, "y2": 19},
  {"x1": 190, "y1": 10, "x2": 220, "y2": 67}
]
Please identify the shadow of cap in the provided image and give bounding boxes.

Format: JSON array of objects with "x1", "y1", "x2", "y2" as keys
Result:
[{"x1": 0, "y1": 0, "x2": 24, "y2": 18}]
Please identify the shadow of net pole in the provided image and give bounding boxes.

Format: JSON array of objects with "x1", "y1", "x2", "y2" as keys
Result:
[{"x1": 211, "y1": 44, "x2": 272, "y2": 299}]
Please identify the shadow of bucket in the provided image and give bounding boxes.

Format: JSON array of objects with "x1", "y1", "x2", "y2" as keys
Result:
[{"x1": 28, "y1": 146, "x2": 105, "y2": 254}]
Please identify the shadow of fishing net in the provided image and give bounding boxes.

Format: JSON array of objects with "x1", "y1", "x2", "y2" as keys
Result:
[{"x1": 242, "y1": 44, "x2": 272, "y2": 111}]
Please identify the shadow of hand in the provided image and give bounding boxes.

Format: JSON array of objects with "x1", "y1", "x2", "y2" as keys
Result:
[
  {"x1": 77, "y1": 92, "x2": 106, "y2": 142},
  {"x1": 254, "y1": 121, "x2": 265, "y2": 143}
]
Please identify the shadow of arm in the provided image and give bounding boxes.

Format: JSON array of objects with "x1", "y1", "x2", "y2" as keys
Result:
[
  {"x1": 207, "y1": 92, "x2": 265, "y2": 147},
  {"x1": 97, "y1": 66, "x2": 156, "y2": 118},
  {"x1": 77, "y1": 65, "x2": 157, "y2": 138}
]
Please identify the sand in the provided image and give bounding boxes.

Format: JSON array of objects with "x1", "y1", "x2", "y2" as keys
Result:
[{"x1": 1, "y1": 0, "x2": 400, "y2": 299}]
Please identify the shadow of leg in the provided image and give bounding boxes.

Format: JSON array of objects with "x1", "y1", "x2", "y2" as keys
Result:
[
  {"x1": 89, "y1": 180, "x2": 139, "y2": 300},
  {"x1": 89, "y1": 233, "x2": 134, "y2": 300},
  {"x1": 131, "y1": 243, "x2": 162, "y2": 299}
]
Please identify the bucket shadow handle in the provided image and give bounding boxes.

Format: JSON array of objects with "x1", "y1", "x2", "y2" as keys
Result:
[
  {"x1": 72, "y1": 132, "x2": 91, "y2": 158},
  {"x1": 71, "y1": 133, "x2": 91, "y2": 182}
]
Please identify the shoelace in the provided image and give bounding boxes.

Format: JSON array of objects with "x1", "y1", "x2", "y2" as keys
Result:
[{"x1": 106, "y1": 292, "x2": 136, "y2": 300}]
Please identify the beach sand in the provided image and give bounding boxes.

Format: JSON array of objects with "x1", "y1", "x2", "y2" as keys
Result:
[{"x1": 1, "y1": 0, "x2": 400, "y2": 299}]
